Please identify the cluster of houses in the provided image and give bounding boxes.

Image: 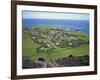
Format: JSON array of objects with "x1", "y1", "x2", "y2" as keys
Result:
[{"x1": 27, "y1": 27, "x2": 87, "y2": 53}]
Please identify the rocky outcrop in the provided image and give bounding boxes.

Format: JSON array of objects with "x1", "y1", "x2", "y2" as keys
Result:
[
  {"x1": 56, "y1": 55, "x2": 89, "y2": 67},
  {"x1": 22, "y1": 55, "x2": 89, "y2": 69}
]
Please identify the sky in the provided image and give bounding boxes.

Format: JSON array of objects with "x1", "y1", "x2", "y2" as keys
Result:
[{"x1": 22, "y1": 11, "x2": 89, "y2": 21}]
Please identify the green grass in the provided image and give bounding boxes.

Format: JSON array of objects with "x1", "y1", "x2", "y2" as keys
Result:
[
  {"x1": 23, "y1": 30, "x2": 89, "y2": 61},
  {"x1": 72, "y1": 30, "x2": 89, "y2": 41},
  {"x1": 50, "y1": 44, "x2": 89, "y2": 60},
  {"x1": 22, "y1": 32, "x2": 40, "y2": 59}
]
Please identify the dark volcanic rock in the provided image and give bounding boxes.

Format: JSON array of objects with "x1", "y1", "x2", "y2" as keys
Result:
[
  {"x1": 22, "y1": 55, "x2": 89, "y2": 69},
  {"x1": 22, "y1": 57, "x2": 55, "y2": 69},
  {"x1": 56, "y1": 55, "x2": 89, "y2": 67},
  {"x1": 22, "y1": 56, "x2": 38, "y2": 69}
]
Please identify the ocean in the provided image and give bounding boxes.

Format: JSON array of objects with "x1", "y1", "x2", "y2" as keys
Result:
[{"x1": 22, "y1": 19, "x2": 89, "y2": 34}]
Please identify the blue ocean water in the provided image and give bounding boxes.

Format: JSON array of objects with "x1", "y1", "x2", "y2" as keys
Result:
[{"x1": 22, "y1": 19, "x2": 89, "y2": 34}]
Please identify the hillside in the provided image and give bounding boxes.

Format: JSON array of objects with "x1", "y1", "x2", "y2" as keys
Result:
[{"x1": 22, "y1": 26, "x2": 89, "y2": 68}]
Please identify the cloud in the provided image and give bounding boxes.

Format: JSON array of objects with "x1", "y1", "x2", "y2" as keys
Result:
[{"x1": 22, "y1": 11, "x2": 89, "y2": 20}]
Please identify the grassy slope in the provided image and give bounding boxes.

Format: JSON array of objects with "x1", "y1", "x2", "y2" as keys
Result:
[
  {"x1": 23, "y1": 31, "x2": 89, "y2": 61},
  {"x1": 51, "y1": 44, "x2": 89, "y2": 60},
  {"x1": 22, "y1": 32, "x2": 40, "y2": 59},
  {"x1": 72, "y1": 31, "x2": 89, "y2": 41}
]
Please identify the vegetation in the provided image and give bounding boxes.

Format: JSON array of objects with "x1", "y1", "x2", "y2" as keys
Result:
[{"x1": 22, "y1": 26, "x2": 89, "y2": 67}]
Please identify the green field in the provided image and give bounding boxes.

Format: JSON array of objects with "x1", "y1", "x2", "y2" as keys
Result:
[{"x1": 22, "y1": 27, "x2": 89, "y2": 61}]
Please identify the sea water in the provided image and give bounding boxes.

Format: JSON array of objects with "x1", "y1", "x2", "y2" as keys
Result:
[{"x1": 22, "y1": 19, "x2": 89, "y2": 34}]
